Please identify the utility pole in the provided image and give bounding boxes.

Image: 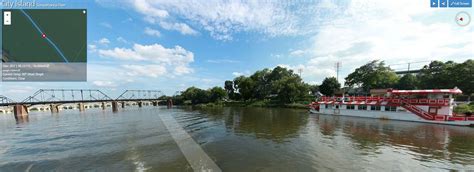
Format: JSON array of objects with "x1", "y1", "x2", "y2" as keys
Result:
[
  {"x1": 335, "y1": 62, "x2": 341, "y2": 82},
  {"x1": 298, "y1": 68, "x2": 303, "y2": 77}
]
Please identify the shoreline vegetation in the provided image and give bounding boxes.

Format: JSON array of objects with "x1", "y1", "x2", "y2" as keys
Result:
[
  {"x1": 161, "y1": 60, "x2": 473, "y2": 114},
  {"x1": 194, "y1": 100, "x2": 310, "y2": 109}
]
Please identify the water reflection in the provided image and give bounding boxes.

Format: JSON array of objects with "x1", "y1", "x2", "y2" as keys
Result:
[
  {"x1": 15, "y1": 116, "x2": 29, "y2": 124},
  {"x1": 199, "y1": 107, "x2": 308, "y2": 143},
  {"x1": 193, "y1": 107, "x2": 474, "y2": 170},
  {"x1": 313, "y1": 114, "x2": 474, "y2": 166}
]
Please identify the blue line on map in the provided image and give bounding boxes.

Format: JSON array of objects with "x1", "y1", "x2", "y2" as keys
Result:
[{"x1": 20, "y1": 9, "x2": 69, "y2": 63}]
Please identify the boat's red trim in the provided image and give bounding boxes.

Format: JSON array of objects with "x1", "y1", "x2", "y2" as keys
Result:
[{"x1": 389, "y1": 89, "x2": 462, "y2": 94}]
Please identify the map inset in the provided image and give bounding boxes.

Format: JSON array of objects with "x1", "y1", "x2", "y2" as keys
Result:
[{"x1": 2, "y1": 9, "x2": 86, "y2": 63}]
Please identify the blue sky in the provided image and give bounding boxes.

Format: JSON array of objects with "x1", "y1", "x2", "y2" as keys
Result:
[{"x1": 1, "y1": 0, "x2": 473, "y2": 100}]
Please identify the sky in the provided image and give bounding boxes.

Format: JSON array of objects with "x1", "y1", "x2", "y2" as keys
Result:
[{"x1": 1, "y1": 0, "x2": 473, "y2": 100}]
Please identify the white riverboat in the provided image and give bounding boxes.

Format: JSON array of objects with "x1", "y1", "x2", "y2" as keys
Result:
[{"x1": 309, "y1": 88, "x2": 474, "y2": 127}]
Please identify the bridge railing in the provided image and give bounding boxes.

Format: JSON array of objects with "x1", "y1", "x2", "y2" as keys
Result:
[
  {"x1": 116, "y1": 90, "x2": 164, "y2": 101},
  {"x1": 21, "y1": 89, "x2": 113, "y2": 104},
  {"x1": 0, "y1": 95, "x2": 15, "y2": 104}
]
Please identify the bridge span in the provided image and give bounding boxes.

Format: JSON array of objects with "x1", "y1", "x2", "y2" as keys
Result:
[{"x1": 0, "y1": 89, "x2": 173, "y2": 120}]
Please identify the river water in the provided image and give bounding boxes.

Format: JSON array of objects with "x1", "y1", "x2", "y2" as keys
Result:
[{"x1": 0, "y1": 106, "x2": 473, "y2": 171}]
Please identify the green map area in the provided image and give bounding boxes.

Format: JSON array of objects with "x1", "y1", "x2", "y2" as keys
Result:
[{"x1": 2, "y1": 9, "x2": 86, "y2": 63}]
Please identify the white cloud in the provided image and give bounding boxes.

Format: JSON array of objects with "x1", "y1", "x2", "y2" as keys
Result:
[
  {"x1": 284, "y1": 0, "x2": 474, "y2": 85},
  {"x1": 289, "y1": 49, "x2": 306, "y2": 57},
  {"x1": 117, "y1": 37, "x2": 129, "y2": 43},
  {"x1": 3, "y1": 86, "x2": 36, "y2": 94},
  {"x1": 98, "y1": 43, "x2": 195, "y2": 78},
  {"x1": 123, "y1": 64, "x2": 167, "y2": 78},
  {"x1": 88, "y1": 44, "x2": 97, "y2": 53},
  {"x1": 133, "y1": 0, "x2": 169, "y2": 18},
  {"x1": 232, "y1": 71, "x2": 250, "y2": 77},
  {"x1": 144, "y1": 27, "x2": 161, "y2": 37},
  {"x1": 206, "y1": 59, "x2": 239, "y2": 63},
  {"x1": 98, "y1": 38, "x2": 110, "y2": 45},
  {"x1": 277, "y1": 63, "x2": 337, "y2": 85},
  {"x1": 174, "y1": 65, "x2": 193, "y2": 75},
  {"x1": 99, "y1": 47, "x2": 140, "y2": 60},
  {"x1": 128, "y1": 0, "x2": 345, "y2": 40},
  {"x1": 270, "y1": 53, "x2": 283, "y2": 59},
  {"x1": 99, "y1": 43, "x2": 193, "y2": 64},
  {"x1": 232, "y1": 72, "x2": 243, "y2": 77},
  {"x1": 87, "y1": 63, "x2": 130, "y2": 87},
  {"x1": 100, "y1": 22, "x2": 112, "y2": 29},
  {"x1": 158, "y1": 21, "x2": 198, "y2": 35},
  {"x1": 92, "y1": 80, "x2": 117, "y2": 87}
]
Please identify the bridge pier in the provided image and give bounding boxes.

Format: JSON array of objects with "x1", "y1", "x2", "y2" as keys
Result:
[
  {"x1": 112, "y1": 101, "x2": 118, "y2": 112},
  {"x1": 101, "y1": 102, "x2": 106, "y2": 110},
  {"x1": 167, "y1": 99, "x2": 173, "y2": 108},
  {"x1": 13, "y1": 104, "x2": 28, "y2": 120},
  {"x1": 78, "y1": 103, "x2": 85, "y2": 112},
  {"x1": 121, "y1": 102, "x2": 125, "y2": 108},
  {"x1": 50, "y1": 104, "x2": 59, "y2": 113},
  {"x1": 152, "y1": 101, "x2": 158, "y2": 106},
  {"x1": 138, "y1": 102, "x2": 143, "y2": 108}
]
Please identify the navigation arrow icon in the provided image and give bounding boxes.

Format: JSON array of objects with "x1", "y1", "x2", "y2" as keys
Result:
[{"x1": 431, "y1": 0, "x2": 439, "y2": 7}]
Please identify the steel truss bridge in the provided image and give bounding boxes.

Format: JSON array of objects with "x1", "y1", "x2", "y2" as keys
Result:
[{"x1": 0, "y1": 89, "x2": 171, "y2": 119}]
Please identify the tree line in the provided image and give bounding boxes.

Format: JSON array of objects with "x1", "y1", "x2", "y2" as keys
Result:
[
  {"x1": 341, "y1": 59, "x2": 473, "y2": 97},
  {"x1": 168, "y1": 59, "x2": 473, "y2": 105}
]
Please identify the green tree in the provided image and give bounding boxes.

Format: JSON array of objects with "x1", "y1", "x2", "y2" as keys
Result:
[
  {"x1": 308, "y1": 84, "x2": 319, "y2": 96},
  {"x1": 268, "y1": 66, "x2": 293, "y2": 82},
  {"x1": 417, "y1": 60, "x2": 456, "y2": 89},
  {"x1": 224, "y1": 80, "x2": 234, "y2": 94},
  {"x1": 181, "y1": 87, "x2": 210, "y2": 104},
  {"x1": 395, "y1": 74, "x2": 419, "y2": 90},
  {"x1": 320, "y1": 77, "x2": 341, "y2": 96},
  {"x1": 454, "y1": 60, "x2": 474, "y2": 97},
  {"x1": 172, "y1": 94, "x2": 184, "y2": 105},
  {"x1": 233, "y1": 76, "x2": 255, "y2": 101},
  {"x1": 231, "y1": 66, "x2": 312, "y2": 102},
  {"x1": 345, "y1": 60, "x2": 399, "y2": 91},
  {"x1": 249, "y1": 68, "x2": 272, "y2": 99},
  {"x1": 417, "y1": 60, "x2": 473, "y2": 99},
  {"x1": 209, "y1": 86, "x2": 227, "y2": 102},
  {"x1": 272, "y1": 75, "x2": 309, "y2": 103}
]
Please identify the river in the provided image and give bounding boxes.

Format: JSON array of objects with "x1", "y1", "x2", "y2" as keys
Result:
[{"x1": 0, "y1": 106, "x2": 473, "y2": 171}]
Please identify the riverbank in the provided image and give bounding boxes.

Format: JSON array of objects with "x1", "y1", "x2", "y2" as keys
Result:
[{"x1": 192, "y1": 100, "x2": 309, "y2": 109}]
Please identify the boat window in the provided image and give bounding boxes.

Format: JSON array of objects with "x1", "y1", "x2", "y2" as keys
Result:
[
  {"x1": 346, "y1": 105, "x2": 355, "y2": 109},
  {"x1": 370, "y1": 105, "x2": 381, "y2": 111},
  {"x1": 385, "y1": 106, "x2": 396, "y2": 112},
  {"x1": 335, "y1": 105, "x2": 339, "y2": 109},
  {"x1": 358, "y1": 105, "x2": 367, "y2": 110},
  {"x1": 325, "y1": 104, "x2": 328, "y2": 109}
]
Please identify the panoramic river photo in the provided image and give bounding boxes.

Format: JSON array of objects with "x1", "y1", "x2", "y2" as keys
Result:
[
  {"x1": 1, "y1": 0, "x2": 473, "y2": 171},
  {"x1": 0, "y1": 106, "x2": 473, "y2": 171}
]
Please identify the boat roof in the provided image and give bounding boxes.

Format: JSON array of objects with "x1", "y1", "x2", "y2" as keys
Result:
[{"x1": 389, "y1": 88, "x2": 462, "y2": 94}]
